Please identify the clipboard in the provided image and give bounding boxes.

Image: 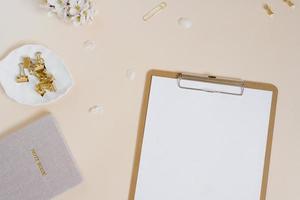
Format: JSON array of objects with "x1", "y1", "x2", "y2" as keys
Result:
[{"x1": 129, "y1": 70, "x2": 277, "y2": 200}]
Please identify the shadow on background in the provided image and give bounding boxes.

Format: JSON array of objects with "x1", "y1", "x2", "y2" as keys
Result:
[{"x1": 0, "y1": 111, "x2": 49, "y2": 141}]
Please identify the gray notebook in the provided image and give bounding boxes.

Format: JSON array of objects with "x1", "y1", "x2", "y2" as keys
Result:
[{"x1": 0, "y1": 115, "x2": 82, "y2": 200}]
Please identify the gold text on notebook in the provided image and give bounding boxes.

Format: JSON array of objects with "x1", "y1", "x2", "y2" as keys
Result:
[{"x1": 31, "y1": 149, "x2": 47, "y2": 176}]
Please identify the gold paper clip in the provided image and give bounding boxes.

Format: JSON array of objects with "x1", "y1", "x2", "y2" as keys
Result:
[{"x1": 143, "y1": 2, "x2": 167, "y2": 21}]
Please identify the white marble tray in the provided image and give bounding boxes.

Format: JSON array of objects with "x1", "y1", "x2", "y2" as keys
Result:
[{"x1": 0, "y1": 44, "x2": 73, "y2": 106}]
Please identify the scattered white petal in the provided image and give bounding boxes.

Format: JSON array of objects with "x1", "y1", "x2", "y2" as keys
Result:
[
  {"x1": 47, "y1": 11, "x2": 55, "y2": 17},
  {"x1": 178, "y1": 17, "x2": 193, "y2": 29},
  {"x1": 126, "y1": 69, "x2": 136, "y2": 81},
  {"x1": 89, "y1": 105, "x2": 104, "y2": 114},
  {"x1": 83, "y1": 40, "x2": 96, "y2": 51}
]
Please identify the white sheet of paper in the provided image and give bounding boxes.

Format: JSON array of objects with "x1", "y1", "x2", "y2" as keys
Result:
[{"x1": 134, "y1": 76, "x2": 273, "y2": 200}]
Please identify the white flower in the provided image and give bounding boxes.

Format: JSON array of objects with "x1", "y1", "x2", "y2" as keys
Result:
[
  {"x1": 71, "y1": 15, "x2": 81, "y2": 26},
  {"x1": 44, "y1": 0, "x2": 96, "y2": 26}
]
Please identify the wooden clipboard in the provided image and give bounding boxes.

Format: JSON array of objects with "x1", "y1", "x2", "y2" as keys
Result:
[{"x1": 129, "y1": 70, "x2": 278, "y2": 200}]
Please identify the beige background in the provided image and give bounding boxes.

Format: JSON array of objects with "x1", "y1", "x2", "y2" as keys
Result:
[{"x1": 0, "y1": 0, "x2": 299, "y2": 199}]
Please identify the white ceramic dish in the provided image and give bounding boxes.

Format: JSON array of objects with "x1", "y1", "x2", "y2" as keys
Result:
[{"x1": 0, "y1": 44, "x2": 73, "y2": 106}]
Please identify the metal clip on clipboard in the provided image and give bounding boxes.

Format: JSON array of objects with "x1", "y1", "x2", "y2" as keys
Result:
[{"x1": 177, "y1": 73, "x2": 245, "y2": 96}]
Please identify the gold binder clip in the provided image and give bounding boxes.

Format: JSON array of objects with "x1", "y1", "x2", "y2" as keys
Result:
[
  {"x1": 33, "y1": 52, "x2": 46, "y2": 72},
  {"x1": 143, "y1": 2, "x2": 167, "y2": 21},
  {"x1": 283, "y1": 0, "x2": 295, "y2": 7},
  {"x1": 16, "y1": 52, "x2": 56, "y2": 96},
  {"x1": 263, "y1": 4, "x2": 274, "y2": 16},
  {"x1": 23, "y1": 57, "x2": 32, "y2": 69},
  {"x1": 16, "y1": 64, "x2": 29, "y2": 83},
  {"x1": 42, "y1": 81, "x2": 56, "y2": 92},
  {"x1": 35, "y1": 84, "x2": 46, "y2": 97}
]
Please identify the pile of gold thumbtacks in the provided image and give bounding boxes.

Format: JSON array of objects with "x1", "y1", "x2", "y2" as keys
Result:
[{"x1": 16, "y1": 52, "x2": 56, "y2": 97}]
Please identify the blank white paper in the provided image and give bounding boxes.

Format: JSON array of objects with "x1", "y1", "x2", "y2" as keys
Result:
[{"x1": 135, "y1": 76, "x2": 273, "y2": 200}]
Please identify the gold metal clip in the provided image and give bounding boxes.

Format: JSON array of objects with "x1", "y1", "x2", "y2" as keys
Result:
[
  {"x1": 16, "y1": 64, "x2": 29, "y2": 83},
  {"x1": 16, "y1": 52, "x2": 56, "y2": 97},
  {"x1": 143, "y1": 2, "x2": 167, "y2": 21}
]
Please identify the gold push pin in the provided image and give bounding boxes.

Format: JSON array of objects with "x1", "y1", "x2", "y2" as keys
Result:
[
  {"x1": 263, "y1": 4, "x2": 274, "y2": 16},
  {"x1": 283, "y1": 0, "x2": 295, "y2": 8},
  {"x1": 16, "y1": 64, "x2": 29, "y2": 83}
]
